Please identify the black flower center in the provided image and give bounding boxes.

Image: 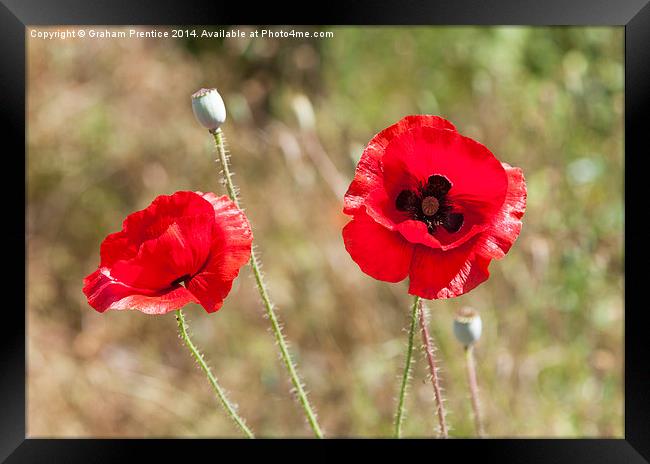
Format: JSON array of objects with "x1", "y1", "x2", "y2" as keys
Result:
[{"x1": 395, "y1": 174, "x2": 464, "y2": 234}]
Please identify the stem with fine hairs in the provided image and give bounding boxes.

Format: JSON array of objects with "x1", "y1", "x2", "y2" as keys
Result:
[
  {"x1": 210, "y1": 128, "x2": 324, "y2": 438},
  {"x1": 465, "y1": 344, "x2": 485, "y2": 437},
  {"x1": 175, "y1": 309, "x2": 254, "y2": 438},
  {"x1": 394, "y1": 295, "x2": 420, "y2": 438},
  {"x1": 418, "y1": 300, "x2": 449, "y2": 438}
]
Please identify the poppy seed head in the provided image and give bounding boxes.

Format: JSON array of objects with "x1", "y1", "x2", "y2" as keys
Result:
[
  {"x1": 421, "y1": 196, "x2": 440, "y2": 216},
  {"x1": 453, "y1": 306, "x2": 482, "y2": 346},
  {"x1": 192, "y1": 87, "x2": 226, "y2": 131}
]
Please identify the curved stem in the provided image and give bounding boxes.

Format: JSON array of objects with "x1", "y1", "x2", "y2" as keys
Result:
[
  {"x1": 465, "y1": 345, "x2": 485, "y2": 437},
  {"x1": 211, "y1": 129, "x2": 324, "y2": 438},
  {"x1": 212, "y1": 129, "x2": 241, "y2": 208},
  {"x1": 418, "y1": 300, "x2": 448, "y2": 438},
  {"x1": 175, "y1": 309, "x2": 254, "y2": 438},
  {"x1": 394, "y1": 295, "x2": 420, "y2": 438}
]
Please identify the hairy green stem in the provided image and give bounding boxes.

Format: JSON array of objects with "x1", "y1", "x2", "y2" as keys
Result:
[
  {"x1": 211, "y1": 129, "x2": 324, "y2": 438},
  {"x1": 465, "y1": 345, "x2": 485, "y2": 437},
  {"x1": 418, "y1": 301, "x2": 448, "y2": 438},
  {"x1": 394, "y1": 295, "x2": 420, "y2": 438},
  {"x1": 175, "y1": 309, "x2": 254, "y2": 438}
]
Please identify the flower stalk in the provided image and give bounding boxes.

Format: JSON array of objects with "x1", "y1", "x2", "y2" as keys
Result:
[
  {"x1": 464, "y1": 344, "x2": 485, "y2": 437},
  {"x1": 210, "y1": 128, "x2": 324, "y2": 438},
  {"x1": 453, "y1": 307, "x2": 484, "y2": 437},
  {"x1": 175, "y1": 309, "x2": 254, "y2": 438},
  {"x1": 394, "y1": 295, "x2": 420, "y2": 438},
  {"x1": 418, "y1": 300, "x2": 448, "y2": 438}
]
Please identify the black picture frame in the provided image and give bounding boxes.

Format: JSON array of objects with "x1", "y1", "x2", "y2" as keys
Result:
[{"x1": 3, "y1": 0, "x2": 648, "y2": 461}]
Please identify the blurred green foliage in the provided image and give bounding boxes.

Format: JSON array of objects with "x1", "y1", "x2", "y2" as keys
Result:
[{"x1": 27, "y1": 26, "x2": 623, "y2": 437}]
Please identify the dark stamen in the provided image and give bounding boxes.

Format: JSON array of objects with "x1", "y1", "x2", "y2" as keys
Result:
[
  {"x1": 426, "y1": 174, "x2": 452, "y2": 197},
  {"x1": 442, "y1": 213, "x2": 464, "y2": 233},
  {"x1": 396, "y1": 190, "x2": 419, "y2": 212}
]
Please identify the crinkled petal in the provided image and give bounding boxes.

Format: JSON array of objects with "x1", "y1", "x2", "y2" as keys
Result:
[
  {"x1": 186, "y1": 192, "x2": 253, "y2": 313},
  {"x1": 99, "y1": 230, "x2": 139, "y2": 267},
  {"x1": 342, "y1": 210, "x2": 414, "y2": 283},
  {"x1": 407, "y1": 241, "x2": 490, "y2": 299},
  {"x1": 83, "y1": 268, "x2": 197, "y2": 315},
  {"x1": 474, "y1": 164, "x2": 527, "y2": 260},
  {"x1": 99, "y1": 191, "x2": 217, "y2": 290},
  {"x1": 121, "y1": 191, "x2": 215, "y2": 243},
  {"x1": 110, "y1": 211, "x2": 215, "y2": 290}
]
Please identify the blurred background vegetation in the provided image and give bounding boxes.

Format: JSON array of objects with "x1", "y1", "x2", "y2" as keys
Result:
[{"x1": 27, "y1": 26, "x2": 623, "y2": 437}]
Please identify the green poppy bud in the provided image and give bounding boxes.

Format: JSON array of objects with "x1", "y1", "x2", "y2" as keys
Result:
[
  {"x1": 192, "y1": 88, "x2": 226, "y2": 131},
  {"x1": 453, "y1": 307, "x2": 482, "y2": 346}
]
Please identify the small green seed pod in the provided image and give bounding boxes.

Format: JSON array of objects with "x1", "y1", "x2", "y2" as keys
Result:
[
  {"x1": 192, "y1": 88, "x2": 226, "y2": 131},
  {"x1": 453, "y1": 307, "x2": 482, "y2": 346}
]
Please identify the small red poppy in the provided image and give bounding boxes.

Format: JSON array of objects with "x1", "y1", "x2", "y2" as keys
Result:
[
  {"x1": 83, "y1": 191, "x2": 252, "y2": 315},
  {"x1": 342, "y1": 115, "x2": 526, "y2": 299}
]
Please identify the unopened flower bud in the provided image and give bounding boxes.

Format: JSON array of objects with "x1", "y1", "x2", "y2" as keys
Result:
[
  {"x1": 453, "y1": 307, "x2": 482, "y2": 346},
  {"x1": 192, "y1": 88, "x2": 226, "y2": 131}
]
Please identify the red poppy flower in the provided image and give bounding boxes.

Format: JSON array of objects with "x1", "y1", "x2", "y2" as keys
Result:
[
  {"x1": 342, "y1": 115, "x2": 526, "y2": 299},
  {"x1": 83, "y1": 191, "x2": 252, "y2": 315}
]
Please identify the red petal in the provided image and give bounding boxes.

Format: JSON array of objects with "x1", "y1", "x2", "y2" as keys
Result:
[
  {"x1": 97, "y1": 191, "x2": 218, "y2": 291},
  {"x1": 407, "y1": 240, "x2": 490, "y2": 299},
  {"x1": 99, "y1": 230, "x2": 138, "y2": 267},
  {"x1": 474, "y1": 164, "x2": 527, "y2": 260},
  {"x1": 110, "y1": 208, "x2": 215, "y2": 290},
  {"x1": 83, "y1": 268, "x2": 197, "y2": 315},
  {"x1": 342, "y1": 210, "x2": 414, "y2": 283},
  {"x1": 361, "y1": 187, "x2": 403, "y2": 231},
  {"x1": 121, "y1": 191, "x2": 215, "y2": 243},
  {"x1": 343, "y1": 115, "x2": 456, "y2": 217},
  {"x1": 394, "y1": 219, "x2": 443, "y2": 248},
  {"x1": 186, "y1": 193, "x2": 253, "y2": 313}
]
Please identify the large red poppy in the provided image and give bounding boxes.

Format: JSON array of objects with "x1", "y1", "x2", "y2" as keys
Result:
[
  {"x1": 83, "y1": 191, "x2": 252, "y2": 314},
  {"x1": 342, "y1": 115, "x2": 526, "y2": 299}
]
